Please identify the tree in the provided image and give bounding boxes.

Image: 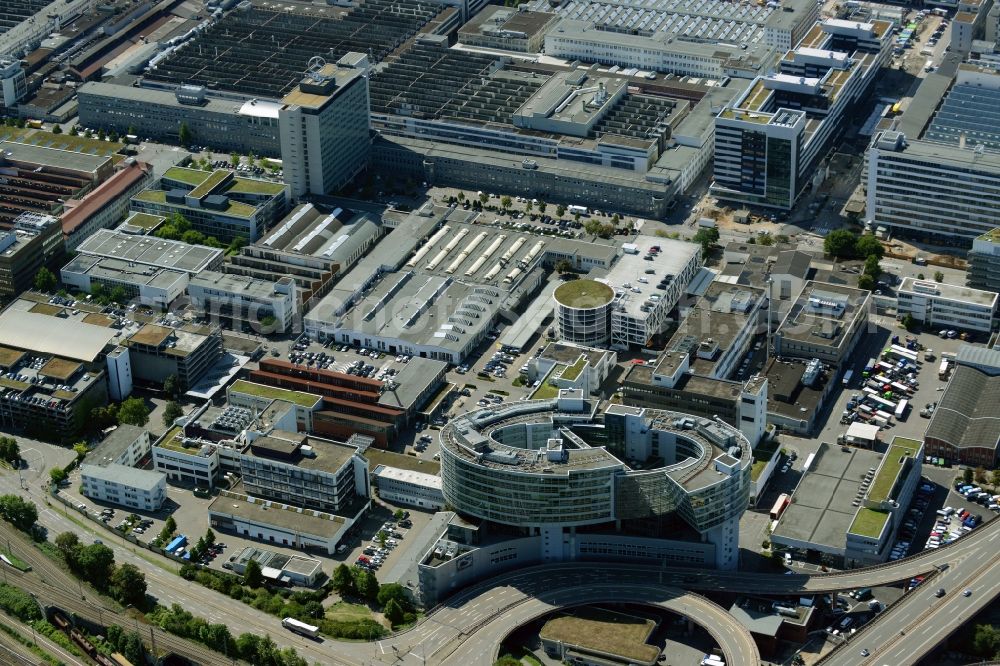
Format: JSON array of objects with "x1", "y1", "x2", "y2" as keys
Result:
[
  {"x1": 383, "y1": 598, "x2": 404, "y2": 626},
  {"x1": 109, "y1": 130, "x2": 119, "y2": 143},
  {"x1": 119, "y1": 631, "x2": 146, "y2": 665},
  {"x1": 49, "y1": 467, "x2": 68, "y2": 484},
  {"x1": 377, "y1": 583, "x2": 410, "y2": 610},
  {"x1": 182, "y1": 230, "x2": 206, "y2": 246},
  {"x1": 934, "y1": 271, "x2": 944, "y2": 283},
  {"x1": 117, "y1": 397, "x2": 149, "y2": 427},
  {"x1": 556, "y1": 204, "x2": 566, "y2": 218},
  {"x1": 243, "y1": 558, "x2": 263, "y2": 588},
  {"x1": 964, "y1": 467, "x2": 974, "y2": 484},
  {"x1": 163, "y1": 374, "x2": 180, "y2": 399},
  {"x1": 110, "y1": 563, "x2": 147, "y2": 606},
  {"x1": 332, "y1": 563, "x2": 355, "y2": 596},
  {"x1": 377, "y1": 530, "x2": 387, "y2": 548},
  {"x1": 178, "y1": 122, "x2": 192, "y2": 148},
  {"x1": 164, "y1": 516, "x2": 177, "y2": 534},
  {"x1": 973, "y1": 624, "x2": 1000, "y2": 657},
  {"x1": 757, "y1": 232, "x2": 774, "y2": 246},
  {"x1": 0, "y1": 495, "x2": 37, "y2": 531},
  {"x1": 97, "y1": 128, "x2": 106, "y2": 141},
  {"x1": 33, "y1": 267, "x2": 56, "y2": 293},
  {"x1": 69, "y1": 125, "x2": 79, "y2": 137},
  {"x1": 84, "y1": 129, "x2": 92, "y2": 139},
  {"x1": 824, "y1": 229, "x2": 857, "y2": 259},
  {"x1": 457, "y1": 191, "x2": 465, "y2": 202},
  {"x1": 692, "y1": 226, "x2": 720, "y2": 258},
  {"x1": 226, "y1": 236, "x2": 248, "y2": 255},
  {"x1": 55, "y1": 531, "x2": 80, "y2": 564},
  {"x1": 0, "y1": 436, "x2": 19, "y2": 465},
  {"x1": 73, "y1": 442, "x2": 88, "y2": 461},
  {"x1": 230, "y1": 152, "x2": 240, "y2": 168},
  {"x1": 917, "y1": 273, "x2": 925, "y2": 280},
  {"x1": 52, "y1": 124, "x2": 62, "y2": 135},
  {"x1": 538, "y1": 201, "x2": 547, "y2": 214},
  {"x1": 525, "y1": 201, "x2": 533, "y2": 214},
  {"x1": 354, "y1": 569, "x2": 379, "y2": 602},
  {"x1": 855, "y1": 233, "x2": 884, "y2": 259},
  {"x1": 975, "y1": 466, "x2": 987, "y2": 483},
  {"x1": 204, "y1": 236, "x2": 223, "y2": 249},
  {"x1": 863, "y1": 255, "x2": 882, "y2": 279},
  {"x1": 500, "y1": 195, "x2": 512, "y2": 211},
  {"x1": 108, "y1": 286, "x2": 127, "y2": 305},
  {"x1": 858, "y1": 273, "x2": 875, "y2": 292},
  {"x1": 76, "y1": 543, "x2": 116, "y2": 589},
  {"x1": 992, "y1": 469, "x2": 1000, "y2": 488},
  {"x1": 554, "y1": 259, "x2": 574, "y2": 274}
]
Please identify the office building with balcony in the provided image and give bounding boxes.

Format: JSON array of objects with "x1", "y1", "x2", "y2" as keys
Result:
[
  {"x1": 188, "y1": 272, "x2": 299, "y2": 334},
  {"x1": 0, "y1": 212, "x2": 64, "y2": 302},
  {"x1": 123, "y1": 323, "x2": 223, "y2": 391},
  {"x1": 968, "y1": 227, "x2": 1000, "y2": 291},
  {"x1": 60, "y1": 255, "x2": 188, "y2": 309},
  {"x1": 130, "y1": 167, "x2": 289, "y2": 243},
  {"x1": 240, "y1": 430, "x2": 371, "y2": 516},
  {"x1": 419, "y1": 394, "x2": 752, "y2": 604},
  {"x1": 623, "y1": 281, "x2": 769, "y2": 446},
  {"x1": 712, "y1": 18, "x2": 891, "y2": 209},
  {"x1": 896, "y1": 278, "x2": 997, "y2": 335},
  {"x1": 773, "y1": 282, "x2": 870, "y2": 367}
]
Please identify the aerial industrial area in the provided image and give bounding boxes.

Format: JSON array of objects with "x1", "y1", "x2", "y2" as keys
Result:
[{"x1": 0, "y1": 0, "x2": 998, "y2": 663}]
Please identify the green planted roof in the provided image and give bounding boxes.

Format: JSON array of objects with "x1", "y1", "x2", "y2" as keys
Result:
[
  {"x1": 229, "y1": 380, "x2": 320, "y2": 408},
  {"x1": 850, "y1": 507, "x2": 889, "y2": 538},
  {"x1": 868, "y1": 438, "x2": 919, "y2": 503},
  {"x1": 163, "y1": 166, "x2": 211, "y2": 187}
]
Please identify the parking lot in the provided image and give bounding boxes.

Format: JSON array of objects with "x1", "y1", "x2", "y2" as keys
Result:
[{"x1": 887, "y1": 465, "x2": 996, "y2": 562}]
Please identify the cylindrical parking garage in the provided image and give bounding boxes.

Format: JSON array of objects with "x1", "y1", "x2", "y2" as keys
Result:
[{"x1": 554, "y1": 279, "x2": 614, "y2": 346}]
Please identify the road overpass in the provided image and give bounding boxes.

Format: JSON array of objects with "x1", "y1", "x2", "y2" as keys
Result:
[{"x1": 1, "y1": 506, "x2": 998, "y2": 665}]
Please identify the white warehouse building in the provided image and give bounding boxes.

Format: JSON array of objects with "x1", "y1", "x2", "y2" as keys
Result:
[
  {"x1": 81, "y1": 463, "x2": 167, "y2": 511},
  {"x1": 372, "y1": 465, "x2": 445, "y2": 510}
]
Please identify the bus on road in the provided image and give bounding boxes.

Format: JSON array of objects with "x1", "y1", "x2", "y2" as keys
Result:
[{"x1": 282, "y1": 618, "x2": 319, "y2": 639}]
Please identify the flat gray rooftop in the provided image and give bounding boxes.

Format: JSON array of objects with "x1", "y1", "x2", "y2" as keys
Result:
[
  {"x1": 0, "y1": 307, "x2": 118, "y2": 362},
  {"x1": 77, "y1": 229, "x2": 222, "y2": 274},
  {"x1": 772, "y1": 443, "x2": 882, "y2": 553}
]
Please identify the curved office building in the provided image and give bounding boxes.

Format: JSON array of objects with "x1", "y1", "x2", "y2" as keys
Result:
[
  {"x1": 437, "y1": 392, "x2": 752, "y2": 571},
  {"x1": 554, "y1": 279, "x2": 614, "y2": 346}
]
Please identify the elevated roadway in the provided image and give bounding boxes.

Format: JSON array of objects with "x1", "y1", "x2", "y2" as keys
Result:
[{"x1": 1, "y1": 507, "x2": 997, "y2": 665}]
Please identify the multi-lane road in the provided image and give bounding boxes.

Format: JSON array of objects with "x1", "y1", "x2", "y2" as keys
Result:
[{"x1": 2, "y1": 486, "x2": 998, "y2": 666}]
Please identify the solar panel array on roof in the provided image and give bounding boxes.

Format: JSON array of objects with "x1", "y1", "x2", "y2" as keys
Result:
[{"x1": 924, "y1": 83, "x2": 1000, "y2": 154}]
